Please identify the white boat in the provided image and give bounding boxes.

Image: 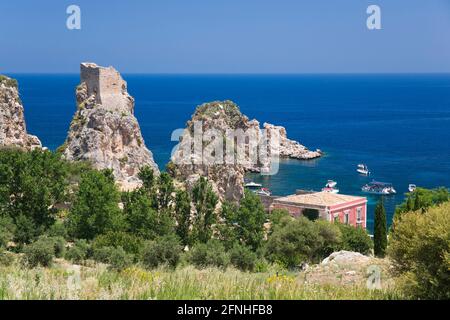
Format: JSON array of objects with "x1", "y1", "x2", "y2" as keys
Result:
[
  {"x1": 322, "y1": 186, "x2": 339, "y2": 194},
  {"x1": 244, "y1": 181, "x2": 262, "y2": 188},
  {"x1": 408, "y1": 184, "x2": 417, "y2": 193},
  {"x1": 362, "y1": 181, "x2": 396, "y2": 195},
  {"x1": 325, "y1": 180, "x2": 337, "y2": 188},
  {"x1": 322, "y1": 180, "x2": 339, "y2": 193},
  {"x1": 256, "y1": 188, "x2": 272, "y2": 196},
  {"x1": 357, "y1": 164, "x2": 370, "y2": 175}
]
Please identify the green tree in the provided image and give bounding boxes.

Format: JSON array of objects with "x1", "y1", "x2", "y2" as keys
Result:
[
  {"x1": 156, "y1": 172, "x2": 175, "y2": 210},
  {"x1": 138, "y1": 166, "x2": 156, "y2": 191},
  {"x1": 122, "y1": 189, "x2": 174, "y2": 240},
  {"x1": 0, "y1": 149, "x2": 68, "y2": 242},
  {"x1": 174, "y1": 190, "x2": 192, "y2": 246},
  {"x1": 221, "y1": 190, "x2": 266, "y2": 250},
  {"x1": 68, "y1": 169, "x2": 124, "y2": 239},
  {"x1": 191, "y1": 177, "x2": 218, "y2": 243},
  {"x1": 413, "y1": 193, "x2": 421, "y2": 211},
  {"x1": 374, "y1": 199, "x2": 388, "y2": 257}
]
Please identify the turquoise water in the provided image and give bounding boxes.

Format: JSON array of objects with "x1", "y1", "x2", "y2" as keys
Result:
[{"x1": 10, "y1": 74, "x2": 450, "y2": 232}]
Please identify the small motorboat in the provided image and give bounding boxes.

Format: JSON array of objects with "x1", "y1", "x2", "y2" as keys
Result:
[
  {"x1": 256, "y1": 188, "x2": 272, "y2": 196},
  {"x1": 322, "y1": 180, "x2": 339, "y2": 193},
  {"x1": 357, "y1": 164, "x2": 370, "y2": 175},
  {"x1": 244, "y1": 181, "x2": 263, "y2": 189},
  {"x1": 325, "y1": 180, "x2": 337, "y2": 188},
  {"x1": 408, "y1": 184, "x2": 417, "y2": 193},
  {"x1": 322, "y1": 186, "x2": 339, "y2": 194},
  {"x1": 362, "y1": 181, "x2": 396, "y2": 195}
]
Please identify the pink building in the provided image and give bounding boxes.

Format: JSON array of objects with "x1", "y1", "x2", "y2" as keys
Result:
[{"x1": 271, "y1": 191, "x2": 367, "y2": 228}]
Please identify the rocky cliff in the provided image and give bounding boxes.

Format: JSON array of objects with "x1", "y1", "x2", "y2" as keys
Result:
[
  {"x1": 61, "y1": 63, "x2": 159, "y2": 189},
  {"x1": 0, "y1": 75, "x2": 42, "y2": 150},
  {"x1": 170, "y1": 100, "x2": 321, "y2": 201}
]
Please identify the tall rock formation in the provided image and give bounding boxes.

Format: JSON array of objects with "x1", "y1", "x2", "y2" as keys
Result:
[
  {"x1": 0, "y1": 75, "x2": 42, "y2": 150},
  {"x1": 61, "y1": 63, "x2": 159, "y2": 189},
  {"x1": 170, "y1": 100, "x2": 321, "y2": 202}
]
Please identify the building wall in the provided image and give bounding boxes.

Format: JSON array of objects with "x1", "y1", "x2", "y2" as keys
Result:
[
  {"x1": 329, "y1": 201, "x2": 367, "y2": 228},
  {"x1": 271, "y1": 203, "x2": 327, "y2": 219},
  {"x1": 271, "y1": 199, "x2": 367, "y2": 229}
]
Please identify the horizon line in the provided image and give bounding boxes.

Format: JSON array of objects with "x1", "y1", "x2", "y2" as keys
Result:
[{"x1": 4, "y1": 71, "x2": 450, "y2": 76}]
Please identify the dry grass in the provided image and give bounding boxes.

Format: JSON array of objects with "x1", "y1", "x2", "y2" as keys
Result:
[{"x1": 0, "y1": 256, "x2": 403, "y2": 300}]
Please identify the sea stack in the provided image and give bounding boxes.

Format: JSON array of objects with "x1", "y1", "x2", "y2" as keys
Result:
[
  {"x1": 0, "y1": 75, "x2": 42, "y2": 150},
  {"x1": 61, "y1": 63, "x2": 159, "y2": 189},
  {"x1": 170, "y1": 100, "x2": 321, "y2": 202}
]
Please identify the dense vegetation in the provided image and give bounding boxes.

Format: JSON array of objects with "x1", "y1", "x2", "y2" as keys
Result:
[{"x1": 0, "y1": 148, "x2": 448, "y2": 300}]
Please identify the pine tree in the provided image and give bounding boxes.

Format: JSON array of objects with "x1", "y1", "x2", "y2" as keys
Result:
[
  {"x1": 406, "y1": 195, "x2": 413, "y2": 212},
  {"x1": 374, "y1": 199, "x2": 387, "y2": 257}
]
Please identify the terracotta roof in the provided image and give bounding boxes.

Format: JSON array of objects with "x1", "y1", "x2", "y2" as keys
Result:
[{"x1": 273, "y1": 192, "x2": 366, "y2": 207}]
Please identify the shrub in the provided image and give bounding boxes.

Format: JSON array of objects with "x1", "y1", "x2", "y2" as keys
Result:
[
  {"x1": 189, "y1": 240, "x2": 230, "y2": 269},
  {"x1": 229, "y1": 244, "x2": 257, "y2": 272},
  {"x1": 65, "y1": 239, "x2": 91, "y2": 264},
  {"x1": 22, "y1": 238, "x2": 55, "y2": 267},
  {"x1": 313, "y1": 220, "x2": 342, "y2": 260},
  {"x1": 47, "y1": 236, "x2": 66, "y2": 258},
  {"x1": 338, "y1": 223, "x2": 373, "y2": 255},
  {"x1": 388, "y1": 202, "x2": 450, "y2": 299},
  {"x1": 265, "y1": 216, "x2": 321, "y2": 268},
  {"x1": 92, "y1": 231, "x2": 144, "y2": 256},
  {"x1": 0, "y1": 215, "x2": 15, "y2": 248},
  {"x1": 0, "y1": 250, "x2": 15, "y2": 266},
  {"x1": 92, "y1": 246, "x2": 132, "y2": 271},
  {"x1": 47, "y1": 220, "x2": 68, "y2": 239},
  {"x1": 141, "y1": 235, "x2": 182, "y2": 269}
]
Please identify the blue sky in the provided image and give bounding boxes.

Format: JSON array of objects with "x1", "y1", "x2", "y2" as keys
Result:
[{"x1": 0, "y1": 0, "x2": 449, "y2": 73}]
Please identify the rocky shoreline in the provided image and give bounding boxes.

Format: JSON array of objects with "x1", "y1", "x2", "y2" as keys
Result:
[{"x1": 1, "y1": 65, "x2": 321, "y2": 198}]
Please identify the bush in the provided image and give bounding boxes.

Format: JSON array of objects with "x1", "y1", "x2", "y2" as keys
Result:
[
  {"x1": 22, "y1": 238, "x2": 55, "y2": 267},
  {"x1": 0, "y1": 250, "x2": 15, "y2": 266},
  {"x1": 92, "y1": 231, "x2": 144, "y2": 256},
  {"x1": 47, "y1": 220, "x2": 68, "y2": 239},
  {"x1": 92, "y1": 246, "x2": 132, "y2": 271},
  {"x1": 229, "y1": 244, "x2": 257, "y2": 272},
  {"x1": 265, "y1": 216, "x2": 321, "y2": 268},
  {"x1": 338, "y1": 223, "x2": 373, "y2": 255},
  {"x1": 65, "y1": 239, "x2": 91, "y2": 264},
  {"x1": 314, "y1": 220, "x2": 342, "y2": 260},
  {"x1": 0, "y1": 215, "x2": 15, "y2": 248},
  {"x1": 46, "y1": 236, "x2": 66, "y2": 258},
  {"x1": 141, "y1": 235, "x2": 182, "y2": 269},
  {"x1": 189, "y1": 240, "x2": 230, "y2": 269},
  {"x1": 388, "y1": 202, "x2": 450, "y2": 299}
]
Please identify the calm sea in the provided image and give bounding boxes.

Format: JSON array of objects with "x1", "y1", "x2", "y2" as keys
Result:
[{"x1": 9, "y1": 74, "x2": 450, "y2": 232}]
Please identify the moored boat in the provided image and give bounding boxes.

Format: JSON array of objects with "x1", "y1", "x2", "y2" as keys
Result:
[
  {"x1": 244, "y1": 181, "x2": 263, "y2": 189},
  {"x1": 357, "y1": 164, "x2": 370, "y2": 175},
  {"x1": 362, "y1": 181, "x2": 396, "y2": 195},
  {"x1": 408, "y1": 184, "x2": 417, "y2": 193},
  {"x1": 256, "y1": 188, "x2": 272, "y2": 196}
]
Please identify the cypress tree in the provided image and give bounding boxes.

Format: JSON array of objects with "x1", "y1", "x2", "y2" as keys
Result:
[
  {"x1": 374, "y1": 199, "x2": 387, "y2": 257},
  {"x1": 414, "y1": 193, "x2": 421, "y2": 211}
]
